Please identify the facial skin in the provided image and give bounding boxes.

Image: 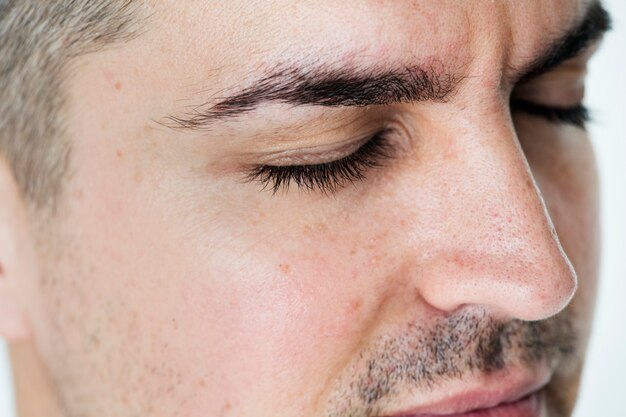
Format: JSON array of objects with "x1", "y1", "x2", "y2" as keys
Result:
[{"x1": 0, "y1": 0, "x2": 609, "y2": 416}]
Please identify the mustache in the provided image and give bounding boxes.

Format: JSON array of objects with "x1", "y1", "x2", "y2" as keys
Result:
[{"x1": 325, "y1": 306, "x2": 577, "y2": 417}]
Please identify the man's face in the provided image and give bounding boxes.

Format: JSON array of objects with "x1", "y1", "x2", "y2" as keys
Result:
[{"x1": 19, "y1": 0, "x2": 605, "y2": 416}]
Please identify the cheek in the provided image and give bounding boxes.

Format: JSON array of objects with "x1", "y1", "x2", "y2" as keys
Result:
[
  {"x1": 164, "y1": 209, "x2": 394, "y2": 413},
  {"x1": 47, "y1": 153, "x2": 392, "y2": 415}
]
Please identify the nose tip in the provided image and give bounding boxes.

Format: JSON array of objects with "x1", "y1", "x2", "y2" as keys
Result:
[{"x1": 416, "y1": 217, "x2": 579, "y2": 322}]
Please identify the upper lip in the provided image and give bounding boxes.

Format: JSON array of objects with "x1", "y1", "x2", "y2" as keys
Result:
[{"x1": 381, "y1": 369, "x2": 550, "y2": 416}]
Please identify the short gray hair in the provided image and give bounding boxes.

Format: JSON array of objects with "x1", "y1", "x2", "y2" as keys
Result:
[{"x1": 0, "y1": 0, "x2": 144, "y2": 211}]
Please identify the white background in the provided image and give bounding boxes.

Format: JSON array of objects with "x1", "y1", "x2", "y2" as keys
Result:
[{"x1": 1, "y1": 1, "x2": 624, "y2": 416}]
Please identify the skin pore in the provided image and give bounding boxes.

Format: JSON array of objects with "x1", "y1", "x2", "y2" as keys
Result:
[{"x1": 0, "y1": 0, "x2": 609, "y2": 416}]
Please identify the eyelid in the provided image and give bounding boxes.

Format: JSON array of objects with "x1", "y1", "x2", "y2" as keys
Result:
[
  {"x1": 511, "y1": 99, "x2": 589, "y2": 128},
  {"x1": 512, "y1": 73, "x2": 586, "y2": 109},
  {"x1": 510, "y1": 68, "x2": 589, "y2": 128},
  {"x1": 244, "y1": 129, "x2": 394, "y2": 195},
  {"x1": 252, "y1": 133, "x2": 374, "y2": 167}
]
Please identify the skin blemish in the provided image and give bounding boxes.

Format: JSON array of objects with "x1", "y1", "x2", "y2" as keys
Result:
[
  {"x1": 133, "y1": 170, "x2": 144, "y2": 183},
  {"x1": 73, "y1": 189, "x2": 84, "y2": 201},
  {"x1": 443, "y1": 147, "x2": 458, "y2": 161},
  {"x1": 279, "y1": 263, "x2": 291, "y2": 274},
  {"x1": 103, "y1": 70, "x2": 123, "y2": 91},
  {"x1": 219, "y1": 401, "x2": 232, "y2": 416},
  {"x1": 346, "y1": 298, "x2": 363, "y2": 316},
  {"x1": 525, "y1": 177, "x2": 535, "y2": 191},
  {"x1": 116, "y1": 149, "x2": 123, "y2": 158},
  {"x1": 453, "y1": 253, "x2": 467, "y2": 267}
]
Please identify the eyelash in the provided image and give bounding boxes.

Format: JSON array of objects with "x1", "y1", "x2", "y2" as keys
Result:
[
  {"x1": 511, "y1": 99, "x2": 590, "y2": 128},
  {"x1": 244, "y1": 130, "x2": 393, "y2": 195},
  {"x1": 245, "y1": 101, "x2": 587, "y2": 195}
]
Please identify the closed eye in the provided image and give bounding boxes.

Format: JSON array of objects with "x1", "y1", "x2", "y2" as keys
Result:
[
  {"x1": 511, "y1": 99, "x2": 590, "y2": 128},
  {"x1": 244, "y1": 129, "x2": 394, "y2": 195}
]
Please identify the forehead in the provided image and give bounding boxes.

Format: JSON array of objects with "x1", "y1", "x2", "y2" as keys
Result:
[
  {"x1": 145, "y1": 0, "x2": 589, "y2": 80},
  {"x1": 68, "y1": 0, "x2": 593, "y2": 140}
]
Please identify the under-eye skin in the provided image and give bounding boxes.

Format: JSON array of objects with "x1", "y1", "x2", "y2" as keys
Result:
[
  {"x1": 244, "y1": 129, "x2": 394, "y2": 195},
  {"x1": 511, "y1": 99, "x2": 590, "y2": 128}
]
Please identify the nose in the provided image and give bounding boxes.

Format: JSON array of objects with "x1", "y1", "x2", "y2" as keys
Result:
[{"x1": 406, "y1": 115, "x2": 577, "y2": 322}]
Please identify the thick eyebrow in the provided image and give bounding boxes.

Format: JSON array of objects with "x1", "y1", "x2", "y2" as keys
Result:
[
  {"x1": 163, "y1": 1, "x2": 611, "y2": 132},
  {"x1": 516, "y1": 0, "x2": 611, "y2": 82},
  {"x1": 164, "y1": 64, "x2": 461, "y2": 131}
]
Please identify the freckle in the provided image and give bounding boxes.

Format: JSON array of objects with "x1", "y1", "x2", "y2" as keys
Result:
[
  {"x1": 90, "y1": 334, "x2": 101, "y2": 348},
  {"x1": 347, "y1": 298, "x2": 362, "y2": 314},
  {"x1": 525, "y1": 178, "x2": 534, "y2": 189},
  {"x1": 315, "y1": 221, "x2": 330, "y2": 233},
  {"x1": 444, "y1": 148, "x2": 457, "y2": 160},
  {"x1": 221, "y1": 401, "x2": 232, "y2": 414},
  {"x1": 133, "y1": 170, "x2": 143, "y2": 182},
  {"x1": 114, "y1": 81, "x2": 123, "y2": 91}
]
